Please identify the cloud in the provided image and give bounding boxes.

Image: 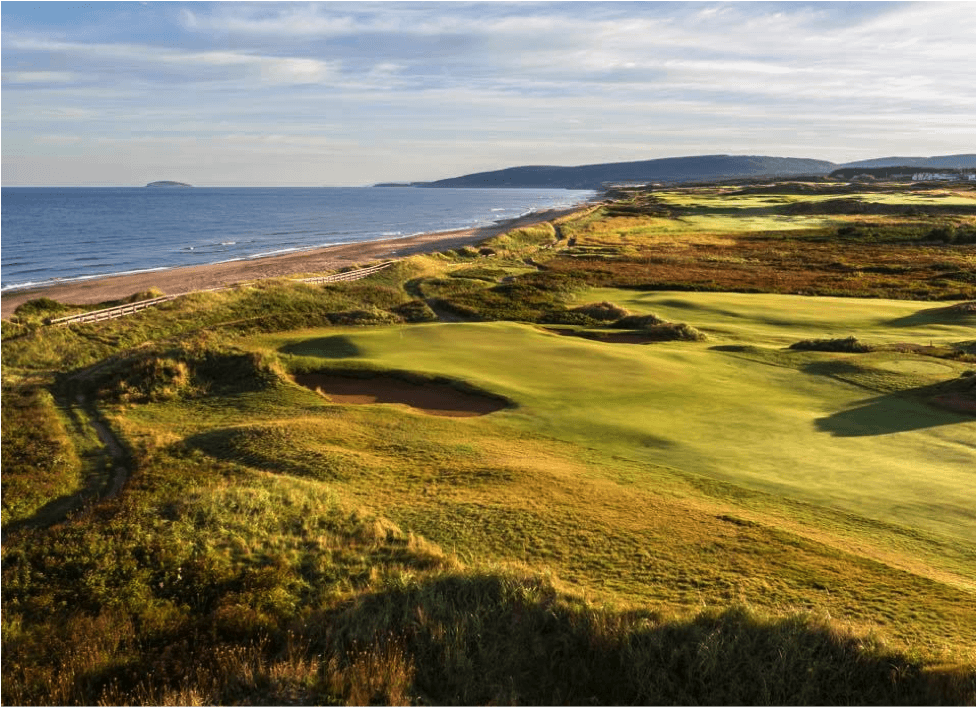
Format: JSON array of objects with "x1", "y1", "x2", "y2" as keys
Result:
[
  {"x1": 3, "y1": 36, "x2": 338, "y2": 86},
  {"x1": 1, "y1": 70, "x2": 79, "y2": 84}
]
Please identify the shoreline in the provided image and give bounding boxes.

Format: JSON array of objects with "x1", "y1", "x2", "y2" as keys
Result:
[{"x1": 1, "y1": 206, "x2": 586, "y2": 319}]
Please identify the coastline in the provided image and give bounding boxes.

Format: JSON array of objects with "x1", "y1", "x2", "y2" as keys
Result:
[{"x1": 1, "y1": 206, "x2": 585, "y2": 319}]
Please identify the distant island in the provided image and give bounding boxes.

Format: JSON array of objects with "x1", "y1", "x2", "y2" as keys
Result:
[{"x1": 146, "y1": 181, "x2": 192, "y2": 188}]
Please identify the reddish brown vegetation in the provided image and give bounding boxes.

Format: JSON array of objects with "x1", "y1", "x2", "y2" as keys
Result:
[{"x1": 545, "y1": 234, "x2": 974, "y2": 300}]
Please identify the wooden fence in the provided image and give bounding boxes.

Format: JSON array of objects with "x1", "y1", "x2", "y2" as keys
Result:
[
  {"x1": 49, "y1": 261, "x2": 396, "y2": 326},
  {"x1": 292, "y1": 260, "x2": 394, "y2": 284},
  {"x1": 48, "y1": 295, "x2": 180, "y2": 326}
]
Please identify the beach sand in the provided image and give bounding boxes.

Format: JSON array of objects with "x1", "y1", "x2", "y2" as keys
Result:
[{"x1": 1, "y1": 207, "x2": 582, "y2": 319}]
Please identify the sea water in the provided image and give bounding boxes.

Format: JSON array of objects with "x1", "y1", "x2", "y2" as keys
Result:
[{"x1": 0, "y1": 187, "x2": 596, "y2": 292}]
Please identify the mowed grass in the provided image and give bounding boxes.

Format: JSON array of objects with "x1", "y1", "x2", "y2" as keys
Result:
[
  {"x1": 580, "y1": 289, "x2": 975, "y2": 347},
  {"x1": 249, "y1": 293, "x2": 974, "y2": 573}
]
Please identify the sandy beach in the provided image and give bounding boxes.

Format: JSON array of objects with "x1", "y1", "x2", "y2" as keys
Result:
[{"x1": 1, "y1": 206, "x2": 583, "y2": 319}]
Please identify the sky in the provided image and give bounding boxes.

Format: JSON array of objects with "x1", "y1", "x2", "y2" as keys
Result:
[{"x1": 1, "y1": 1, "x2": 974, "y2": 186}]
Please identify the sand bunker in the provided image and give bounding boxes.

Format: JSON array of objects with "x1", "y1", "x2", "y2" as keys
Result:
[{"x1": 294, "y1": 373, "x2": 508, "y2": 417}]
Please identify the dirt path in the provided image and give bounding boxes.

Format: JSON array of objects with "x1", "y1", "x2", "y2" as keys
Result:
[
  {"x1": 1, "y1": 395, "x2": 128, "y2": 540},
  {"x1": 81, "y1": 395, "x2": 129, "y2": 499}
]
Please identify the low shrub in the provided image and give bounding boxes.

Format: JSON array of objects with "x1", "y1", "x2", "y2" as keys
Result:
[
  {"x1": 390, "y1": 299, "x2": 438, "y2": 323},
  {"x1": 637, "y1": 323, "x2": 708, "y2": 342},
  {"x1": 12, "y1": 297, "x2": 72, "y2": 319},
  {"x1": 789, "y1": 336, "x2": 873, "y2": 353},
  {"x1": 570, "y1": 301, "x2": 630, "y2": 321},
  {"x1": 87, "y1": 346, "x2": 282, "y2": 403},
  {"x1": 326, "y1": 308, "x2": 401, "y2": 327},
  {"x1": 448, "y1": 267, "x2": 508, "y2": 283},
  {"x1": 483, "y1": 223, "x2": 556, "y2": 252},
  {"x1": 612, "y1": 313, "x2": 667, "y2": 329}
]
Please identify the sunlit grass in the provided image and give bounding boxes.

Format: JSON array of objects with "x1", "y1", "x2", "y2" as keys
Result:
[{"x1": 3, "y1": 181, "x2": 974, "y2": 704}]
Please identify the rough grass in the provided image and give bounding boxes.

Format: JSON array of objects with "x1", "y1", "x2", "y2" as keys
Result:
[
  {"x1": 548, "y1": 185, "x2": 974, "y2": 301},
  {"x1": 1, "y1": 278, "x2": 429, "y2": 371},
  {"x1": 1, "y1": 382, "x2": 84, "y2": 528},
  {"x1": 482, "y1": 223, "x2": 556, "y2": 252}
]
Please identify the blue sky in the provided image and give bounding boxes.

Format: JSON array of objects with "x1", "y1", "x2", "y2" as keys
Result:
[{"x1": 2, "y1": 1, "x2": 974, "y2": 186}]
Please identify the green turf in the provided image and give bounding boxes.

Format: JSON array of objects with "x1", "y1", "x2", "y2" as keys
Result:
[
  {"x1": 255, "y1": 293, "x2": 974, "y2": 550},
  {"x1": 578, "y1": 289, "x2": 975, "y2": 345}
]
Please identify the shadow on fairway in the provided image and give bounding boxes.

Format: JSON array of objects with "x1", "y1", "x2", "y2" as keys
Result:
[
  {"x1": 280, "y1": 335, "x2": 362, "y2": 359},
  {"x1": 815, "y1": 395, "x2": 968, "y2": 437},
  {"x1": 888, "y1": 302, "x2": 975, "y2": 328}
]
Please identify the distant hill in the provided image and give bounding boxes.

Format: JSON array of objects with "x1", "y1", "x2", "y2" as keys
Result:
[
  {"x1": 146, "y1": 181, "x2": 192, "y2": 187},
  {"x1": 839, "y1": 154, "x2": 975, "y2": 170},
  {"x1": 375, "y1": 153, "x2": 976, "y2": 190},
  {"x1": 409, "y1": 155, "x2": 836, "y2": 190}
]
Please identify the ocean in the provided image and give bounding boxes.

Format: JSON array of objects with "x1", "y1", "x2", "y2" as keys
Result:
[{"x1": 0, "y1": 187, "x2": 596, "y2": 292}]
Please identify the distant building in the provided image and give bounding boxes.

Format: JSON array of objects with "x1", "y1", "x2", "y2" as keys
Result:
[
  {"x1": 912, "y1": 172, "x2": 954, "y2": 181},
  {"x1": 911, "y1": 170, "x2": 976, "y2": 181}
]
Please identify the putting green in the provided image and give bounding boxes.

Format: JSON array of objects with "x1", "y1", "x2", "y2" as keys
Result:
[
  {"x1": 873, "y1": 359, "x2": 958, "y2": 375},
  {"x1": 577, "y1": 289, "x2": 975, "y2": 346}
]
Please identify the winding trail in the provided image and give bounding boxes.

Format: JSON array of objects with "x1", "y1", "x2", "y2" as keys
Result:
[
  {"x1": 1, "y1": 394, "x2": 129, "y2": 540},
  {"x1": 80, "y1": 394, "x2": 129, "y2": 499}
]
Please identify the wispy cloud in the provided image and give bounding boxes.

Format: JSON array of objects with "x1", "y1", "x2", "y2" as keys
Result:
[
  {"x1": 1, "y1": 70, "x2": 80, "y2": 84},
  {"x1": 4, "y1": 36, "x2": 338, "y2": 85}
]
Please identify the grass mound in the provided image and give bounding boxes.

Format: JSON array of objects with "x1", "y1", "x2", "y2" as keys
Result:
[
  {"x1": 12, "y1": 297, "x2": 74, "y2": 320},
  {"x1": 790, "y1": 336, "x2": 873, "y2": 353},
  {"x1": 546, "y1": 323, "x2": 707, "y2": 344},
  {"x1": 482, "y1": 223, "x2": 556, "y2": 253},
  {"x1": 448, "y1": 266, "x2": 509, "y2": 282},
  {"x1": 910, "y1": 372, "x2": 976, "y2": 415},
  {"x1": 85, "y1": 345, "x2": 283, "y2": 403},
  {"x1": 331, "y1": 573, "x2": 973, "y2": 705},
  {"x1": 646, "y1": 322, "x2": 707, "y2": 341},
  {"x1": 611, "y1": 313, "x2": 667, "y2": 329},
  {"x1": 102, "y1": 288, "x2": 166, "y2": 307},
  {"x1": 935, "y1": 301, "x2": 976, "y2": 316},
  {"x1": 187, "y1": 421, "x2": 372, "y2": 481},
  {"x1": 570, "y1": 301, "x2": 630, "y2": 321},
  {"x1": 0, "y1": 319, "x2": 28, "y2": 340},
  {"x1": 389, "y1": 299, "x2": 438, "y2": 323}
]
